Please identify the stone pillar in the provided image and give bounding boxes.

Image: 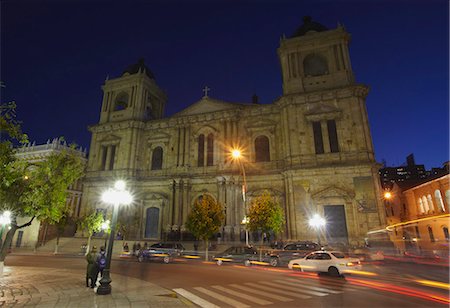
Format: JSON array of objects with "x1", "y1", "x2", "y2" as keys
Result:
[
  {"x1": 182, "y1": 179, "x2": 190, "y2": 225},
  {"x1": 286, "y1": 173, "x2": 297, "y2": 239},
  {"x1": 321, "y1": 120, "x2": 331, "y2": 153}
]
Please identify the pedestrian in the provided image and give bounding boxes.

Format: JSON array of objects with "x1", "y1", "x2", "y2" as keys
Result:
[
  {"x1": 123, "y1": 242, "x2": 129, "y2": 252},
  {"x1": 144, "y1": 242, "x2": 148, "y2": 250},
  {"x1": 86, "y1": 246, "x2": 98, "y2": 288},
  {"x1": 132, "y1": 242, "x2": 137, "y2": 255},
  {"x1": 136, "y1": 242, "x2": 141, "y2": 255},
  {"x1": 96, "y1": 246, "x2": 107, "y2": 278}
]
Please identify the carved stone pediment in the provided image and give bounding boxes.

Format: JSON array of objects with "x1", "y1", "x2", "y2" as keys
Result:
[
  {"x1": 143, "y1": 192, "x2": 168, "y2": 200},
  {"x1": 245, "y1": 118, "x2": 277, "y2": 133},
  {"x1": 304, "y1": 102, "x2": 342, "y2": 122},
  {"x1": 311, "y1": 186, "x2": 354, "y2": 201},
  {"x1": 99, "y1": 134, "x2": 121, "y2": 143},
  {"x1": 173, "y1": 97, "x2": 243, "y2": 117},
  {"x1": 146, "y1": 130, "x2": 171, "y2": 142}
]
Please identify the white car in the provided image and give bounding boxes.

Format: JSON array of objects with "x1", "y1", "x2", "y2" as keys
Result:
[{"x1": 287, "y1": 251, "x2": 362, "y2": 276}]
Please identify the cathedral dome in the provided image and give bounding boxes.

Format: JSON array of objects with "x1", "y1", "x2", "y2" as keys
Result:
[
  {"x1": 291, "y1": 16, "x2": 328, "y2": 38},
  {"x1": 122, "y1": 58, "x2": 155, "y2": 79}
]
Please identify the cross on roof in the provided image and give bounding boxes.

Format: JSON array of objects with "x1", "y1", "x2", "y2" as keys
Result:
[{"x1": 202, "y1": 86, "x2": 210, "y2": 98}]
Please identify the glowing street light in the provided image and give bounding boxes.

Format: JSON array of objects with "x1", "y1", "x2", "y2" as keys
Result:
[
  {"x1": 97, "y1": 180, "x2": 132, "y2": 295},
  {"x1": 231, "y1": 148, "x2": 249, "y2": 245},
  {"x1": 384, "y1": 191, "x2": 392, "y2": 200},
  {"x1": 0, "y1": 211, "x2": 12, "y2": 249},
  {"x1": 309, "y1": 214, "x2": 326, "y2": 245}
]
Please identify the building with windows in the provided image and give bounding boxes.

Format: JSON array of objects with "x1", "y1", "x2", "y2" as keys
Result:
[
  {"x1": 11, "y1": 138, "x2": 87, "y2": 248},
  {"x1": 379, "y1": 154, "x2": 428, "y2": 189},
  {"x1": 383, "y1": 173, "x2": 449, "y2": 256},
  {"x1": 80, "y1": 17, "x2": 385, "y2": 246}
]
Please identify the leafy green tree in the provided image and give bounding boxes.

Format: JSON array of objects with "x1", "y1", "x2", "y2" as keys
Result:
[
  {"x1": 247, "y1": 190, "x2": 285, "y2": 246},
  {"x1": 0, "y1": 102, "x2": 85, "y2": 272},
  {"x1": 186, "y1": 194, "x2": 224, "y2": 261},
  {"x1": 77, "y1": 210, "x2": 105, "y2": 255}
]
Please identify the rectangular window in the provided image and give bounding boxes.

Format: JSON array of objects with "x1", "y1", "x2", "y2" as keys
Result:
[
  {"x1": 313, "y1": 121, "x2": 324, "y2": 154},
  {"x1": 198, "y1": 135, "x2": 205, "y2": 167},
  {"x1": 109, "y1": 145, "x2": 116, "y2": 170},
  {"x1": 327, "y1": 120, "x2": 339, "y2": 153},
  {"x1": 100, "y1": 146, "x2": 108, "y2": 170}
]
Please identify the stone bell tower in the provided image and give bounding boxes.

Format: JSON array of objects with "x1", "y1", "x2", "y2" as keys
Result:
[
  {"x1": 98, "y1": 59, "x2": 167, "y2": 124},
  {"x1": 278, "y1": 16, "x2": 355, "y2": 95}
]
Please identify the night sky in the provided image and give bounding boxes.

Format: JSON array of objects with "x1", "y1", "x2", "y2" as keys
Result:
[{"x1": 1, "y1": 0, "x2": 448, "y2": 169}]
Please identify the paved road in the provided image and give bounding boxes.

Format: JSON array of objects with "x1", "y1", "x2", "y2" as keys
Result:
[{"x1": 5, "y1": 255, "x2": 449, "y2": 307}]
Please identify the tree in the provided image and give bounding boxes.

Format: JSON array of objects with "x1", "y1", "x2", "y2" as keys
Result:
[
  {"x1": 0, "y1": 102, "x2": 85, "y2": 274},
  {"x1": 247, "y1": 190, "x2": 285, "y2": 246},
  {"x1": 186, "y1": 194, "x2": 224, "y2": 261},
  {"x1": 77, "y1": 210, "x2": 105, "y2": 255}
]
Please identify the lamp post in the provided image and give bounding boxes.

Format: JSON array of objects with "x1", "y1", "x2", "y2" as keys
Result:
[
  {"x1": 241, "y1": 216, "x2": 249, "y2": 246},
  {"x1": 97, "y1": 180, "x2": 132, "y2": 295},
  {"x1": 0, "y1": 211, "x2": 11, "y2": 249},
  {"x1": 308, "y1": 214, "x2": 326, "y2": 246},
  {"x1": 232, "y1": 149, "x2": 249, "y2": 246},
  {"x1": 101, "y1": 220, "x2": 110, "y2": 249}
]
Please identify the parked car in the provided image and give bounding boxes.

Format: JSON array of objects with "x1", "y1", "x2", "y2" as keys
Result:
[
  {"x1": 288, "y1": 251, "x2": 362, "y2": 276},
  {"x1": 137, "y1": 242, "x2": 185, "y2": 263},
  {"x1": 214, "y1": 246, "x2": 268, "y2": 266},
  {"x1": 269, "y1": 241, "x2": 321, "y2": 267}
]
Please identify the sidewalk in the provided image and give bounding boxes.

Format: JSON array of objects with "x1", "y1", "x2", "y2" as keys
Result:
[{"x1": 0, "y1": 266, "x2": 189, "y2": 307}]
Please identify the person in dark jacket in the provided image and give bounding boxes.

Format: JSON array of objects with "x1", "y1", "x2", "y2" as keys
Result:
[
  {"x1": 86, "y1": 246, "x2": 98, "y2": 288},
  {"x1": 96, "y1": 246, "x2": 107, "y2": 278}
]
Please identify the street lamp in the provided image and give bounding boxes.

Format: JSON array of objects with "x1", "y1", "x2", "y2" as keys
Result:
[
  {"x1": 241, "y1": 216, "x2": 250, "y2": 246},
  {"x1": 101, "y1": 220, "x2": 110, "y2": 249},
  {"x1": 0, "y1": 211, "x2": 11, "y2": 248},
  {"x1": 231, "y1": 149, "x2": 249, "y2": 246},
  {"x1": 97, "y1": 180, "x2": 132, "y2": 295},
  {"x1": 309, "y1": 214, "x2": 326, "y2": 246}
]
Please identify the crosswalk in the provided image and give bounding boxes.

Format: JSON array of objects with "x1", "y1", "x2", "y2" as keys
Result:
[{"x1": 173, "y1": 277, "x2": 364, "y2": 307}]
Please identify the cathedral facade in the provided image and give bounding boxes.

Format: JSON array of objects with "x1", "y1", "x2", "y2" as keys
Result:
[{"x1": 81, "y1": 17, "x2": 386, "y2": 246}]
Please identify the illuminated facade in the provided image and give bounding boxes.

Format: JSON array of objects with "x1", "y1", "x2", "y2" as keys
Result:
[
  {"x1": 12, "y1": 139, "x2": 87, "y2": 248},
  {"x1": 384, "y1": 173, "x2": 449, "y2": 256},
  {"x1": 81, "y1": 17, "x2": 385, "y2": 246}
]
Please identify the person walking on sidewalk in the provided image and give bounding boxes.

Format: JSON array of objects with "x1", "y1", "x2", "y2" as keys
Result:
[{"x1": 86, "y1": 246, "x2": 98, "y2": 288}]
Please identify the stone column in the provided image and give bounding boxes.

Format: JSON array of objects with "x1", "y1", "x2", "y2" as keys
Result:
[
  {"x1": 286, "y1": 173, "x2": 297, "y2": 239},
  {"x1": 321, "y1": 120, "x2": 331, "y2": 153},
  {"x1": 182, "y1": 179, "x2": 190, "y2": 225}
]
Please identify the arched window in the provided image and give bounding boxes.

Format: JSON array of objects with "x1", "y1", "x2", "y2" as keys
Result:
[
  {"x1": 151, "y1": 147, "x2": 163, "y2": 170},
  {"x1": 255, "y1": 135, "x2": 270, "y2": 162},
  {"x1": 114, "y1": 92, "x2": 129, "y2": 111},
  {"x1": 207, "y1": 133, "x2": 214, "y2": 166},
  {"x1": 435, "y1": 190, "x2": 445, "y2": 212},
  {"x1": 303, "y1": 54, "x2": 329, "y2": 77},
  {"x1": 145, "y1": 207, "x2": 160, "y2": 238},
  {"x1": 427, "y1": 194, "x2": 435, "y2": 212},
  {"x1": 418, "y1": 198, "x2": 424, "y2": 214},
  {"x1": 443, "y1": 227, "x2": 449, "y2": 242},
  {"x1": 422, "y1": 196, "x2": 429, "y2": 213},
  {"x1": 198, "y1": 134, "x2": 205, "y2": 167},
  {"x1": 428, "y1": 226, "x2": 435, "y2": 242}
]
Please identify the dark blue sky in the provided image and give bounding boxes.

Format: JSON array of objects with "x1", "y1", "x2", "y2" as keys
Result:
[{"x1": 1, "y1": 0, "x2": 448, "y2": 169}]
